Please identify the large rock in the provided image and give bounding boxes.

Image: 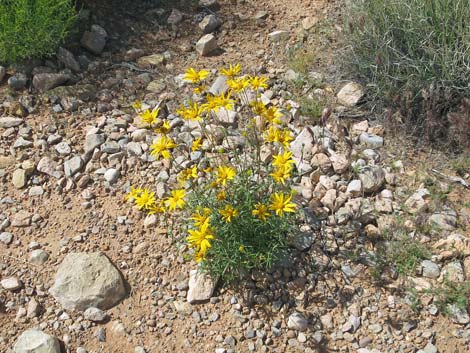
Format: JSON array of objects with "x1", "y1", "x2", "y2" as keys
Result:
[
  {"x1": 13, "y1": 329, "x2": 60, "y2": 353},
  {"x1": 81, "y1": 25, "x2": 107, "y2": 55},
  {"x1": 187, "y1": 269, "x2": 215, "y2": 304},
  {"x1": 33, "y1": 73, "x2": 69, "y2": 92},
  {"x1": 57, "y1": 47, "x2": 81, "y2": 72},
  {"x1": 199, "y1": 14, "x2": 222, "y2": 33},
  {"x1": 49, "y1": 252, "x2": 126, "y2": 311},
  {"x1": 0, "y1": 116, "x2": 24, "y2": 128},
  {"x1": 359, "y1": 166, "x2": 385, "y2": 193},
  {"x1": 196, "y1": 34, "x2": 218, "y2": 56}
]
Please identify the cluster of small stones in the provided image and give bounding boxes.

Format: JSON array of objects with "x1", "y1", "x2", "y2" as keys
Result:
[{"x1": 1, "y1": 1, "x2": 469, "y2": 353}]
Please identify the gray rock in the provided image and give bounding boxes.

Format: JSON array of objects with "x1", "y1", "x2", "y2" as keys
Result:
[
  {"x1": 441, "y1": 261, "x2": 465, "y2": 282},
  {"x1": 290, "y1": 127, "x2": 314, "y2": 172},
  {"x1": 137, "y1": 54, "x2": 165, "y2": 68},
  {"x1": 187, "y1": 269, "x2": 215, "y2": 304},
  {"x1": 429, "y1": 208, "x2": 457, "y2": 231},
  {"x1": 37, "y1": 157, "x2": 61, "y2": 178},
  {"x1": 346, "y1": 179, "x2": 362, "y2": 197},
  {"x1": 12, "y1": 169, "x2": 27, "y2": 189},
  {"x1": 64, "y1": 156, "x2": 84, "y2": 177},
  {"x1": 268, "y1": 30, "x2": 290, "y2": 42},
  {"x1": 30, "y1": 249, "x2": 49, "y2": 265},
  {"x1": 33, "y1": 73, "x2": 69, "y2": 92},
  {"x1": 421, "y1": 260, "x2": 440, "y2": 279},
  {"x1": 55, "y1": 141, "x2": 71, "y2": 155},
  {"x1": 84, "y1": 307, "x2": 108, "y2": 322},
  {"x1": 289, "y1": 232, "x2": 314, "y2": 251},
  {"x1": 13, "y1": 137, "x2": 33, "y2": 149},
  {"x1": 199, "y1": 14, "x2": 222, "y2": 34},
  {"x1": 27, "y1": 298, "x2": 41, "y2": 318},
  {"x1": 81, "y1": 26, "x2": 107, "y2": 55},
  {"x1": 448, "y1": 304, "x2": 469, "y2": 324},
  {"x1": 422, "y1": 342, "x2": 437, "y2": 353},
  {"x1": 49, "y1": 252, "x2": 126, "y2": 311},
  {"x1": 57, "y1": 47, "x2": 81, "y2": 72},
  {"x1": 13, "y1": 329, "x2": 60, "y2": 353},
  {"x1": 1, "y1": 277, "x2": 23, "y2": 291},
  {"x1": 0, "y1": 232, "x2": 13, "y2": 245},
  {"x1": 209, "y1": 75, "x2": 228, "y2": 95},
  {"x1": 287, "y1": 312, "x2": 308, "y2": 331},
  {"x1": 368, "y1": 323, "x2": 382, "y2": 334},
  {"x1": 196, "y1": 34, "x2": 218, "y2": 56},
  {"x1": 199, "y1": 0, "x2": 220, "y2": 10},
  {"x1": 85, "y1": 133, "x2": 106, "y2": 152},
  {"x1": 126, "y1": 142, "x2": 143, "y2": 156},
  {"x1": 8, "y1": 73, "x2": 28, "y2": 90},
  {"x1": 0, "y1": 116, "x2": 24, "y2": 128},
  {"x1": 104, "y1": 168, "x2": 120, "y2": 184},
  {"x1": 101, "y1": 141, "x2": 120, "y2": 154},
  {"x1": 359, "y1": 166, "x2": 385, "y2": 193},
  {"x1": 360, "y1": 132, "x2": 383, "y2": 148},
  {"x1": 337, "y1": 82, "x2": 364, "y2": 107},
  {"x1": 167, "y1": 9, "x2": 183, "y2": 25}
]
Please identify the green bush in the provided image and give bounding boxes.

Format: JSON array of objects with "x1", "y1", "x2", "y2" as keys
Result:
[
  {"x1": 346, "y1": 0, "x2": 470, "y2": 142},
  {"x1": 0, "y1": 0, "x2": 77, "y2": 64}
]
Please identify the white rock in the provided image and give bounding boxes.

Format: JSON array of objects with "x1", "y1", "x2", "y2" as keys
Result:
[
  {"x1": 337, "y1": 82, "x2": 364, "y2": 107},
  {"x1": 287, "y1": 312, "x2": 308, "y2": 331},
  {"x1": 346, "y1": 180, "x2": 362, "y2": 197},
  {"x1": 84, "y1": 307, "x2": 108, "y2": 322},
  {"x1": 30, "y1": 249, "x2": 49, "y2": 265},
  {"x1": 359, "y1": 132, "x2": 384, "y2": 148},
  {"x1": 13, "y1": 329, "x2": 60, "y2": 353},
  {"x1": 404, "y1": 189, "x2": 431, "y2": 214},
  {"x1": 268, "y1": 30, "x2": 290, "y2": 42},
  {"x1": 199, "y1": 14, "x2": 221, "y2": 34},
  {"x1": 359, "y1": 166, "x2": 385, "y2": 193},
  {"x1": 49, "y1": 252, "x2": 126, "y2": 311},
  {"x1": 104, "y1": 168, "x2": 120, "y2": 183},
  {"x1": 0, "y1": 116, "x2": 24, "y2": 128},
  {"x1": 196, "y1": 34, "x2": 218, "y2": 56},
  {"x1": 1, "y1": 277, "x2": 23, "y2": 291},
  {"x1": 187, "y1": 269, "x2": 215, "y2": 304}
]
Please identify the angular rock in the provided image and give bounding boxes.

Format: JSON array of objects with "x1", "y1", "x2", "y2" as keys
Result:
[
  {"x1": 104, "y1": 168, "x2": 120, "y2": 184},
  {"x1": 287, "y1": 312, "x2": 308, "y2": 331},
  {"x1": 85, "y1": 133, "x2": 106, "y2": 153},
  {"x1": 0, "y1": 116, "x2": 24, "y2": 128},
  {"x1": 337, "y1": 82, "x2": 364, "y2": 107},
  {"x1": 37, "y1": 157, "x2": 61, "y2": 178},
  {"x1": 1, "y1": 277, "x2": 23, "y2": 291},
  {"x1": 13, "y1": 329, "x2": 60, "y2": 353},
  {"x1": 12, "y1": 169, "x2": 27, "y2": 189},
  {"x1": 429, "y1": 208, "x2": 457, "y2": 231},
  {"x1": 448, "y1": 304, "x2": 470, "y2": 324},
  {"x1": 209, "y1": 75, "x2": 228, "y2": 95},
  {"x1": 347, "y1": 180, "x2": 362, "y2": 197},
  {"x1": 268, "y1": 30, "x2": 290, "y2": 42},
  {"x1": 49, "y1": 252, "x2": 126, "y2": 311},
  {"x1": 441, "y1": 261, "x2": 465, "y2": 282},
  {"x1": 8, "y1": 73, "x2": 28, "y2": 90},
  {"x1": 84, "y1": 307, "x2": 108, "y2": 322},
  {"x1": 290, "y1": 127, "x2": 314, "y2": 172},
  {"x1": 404, "y1": 189, "x2": 431, "y2": 214},
  {"x1": 81, "y1": 27, "x2": 107, "y2": 55},
  {"x1": 33, "y1": 73, "x2": 69, "y2": 92},
  {"x1": 359, "y1": 166, "x2": 385, "y2": 193},
  {"x1": 137, "y1": 54, "x2": 165, "y2": 69},
  {"x1": 196, "y1": 34, "x2": 218, "y2": 56},
  {"x1": 57, "y1": 47, "x2": 81, "y2": 72},
  {"x1": 0, "y1": 232, "x2": 13, "y2": 245},
  {"x1": 421, "y1": 260, "x2": 440, "y2": 279},
  {"x1": 187, "y1": 269, "x2": 215, "y2": 304},
  {"x1": 30, "y1": 249, "x2": 49, "y2": 265},
  {"x1": 11, "y1": 210, "x2": 32, "y2": 227},
  {"x1": 199, "y1": 14, "x2": 222, "y2": 33},
  {"x1": 359, "y1": 132, "x2": 383, "y2": 148},
  {"x1": 64, "y1": 156, "x2": 84, "y2": 177}
]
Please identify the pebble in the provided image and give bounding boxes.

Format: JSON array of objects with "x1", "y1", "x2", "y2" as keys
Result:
[
  {"x1": 30, "y1": 249, "x2": 49, "y2": 265},
  {"x1": 287, "y1": 312, "x2": 308, "y2": 332},
  {"x1": 1, "y1": 277, "x2": 23, "y2": 291},
  {"x1": 104, "y1": 168, "x2": 120, "y2": 183}
]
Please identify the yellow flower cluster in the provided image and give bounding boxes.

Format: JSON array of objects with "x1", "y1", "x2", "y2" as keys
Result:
[{"x1": 126, "y1": 187, "x2": 186, "y2": 214}]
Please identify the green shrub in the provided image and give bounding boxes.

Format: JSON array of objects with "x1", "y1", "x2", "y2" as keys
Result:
[
  {"x1": 346, "y1": 0, "x2": 470, "y2": 143},
  {"x1": 0, "y1": 0, "x2": 77, "y2": 64}
]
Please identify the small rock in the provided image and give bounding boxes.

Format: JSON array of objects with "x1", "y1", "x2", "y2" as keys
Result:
[
  {"x1": 33, "y1": 73, "x2": 69, "y2": 92},
  {"x1": 405, "y1": 189, "x2": 431, "y2": 214},
  {"x1": 26, "y1": 298, "x2": 41, "y2": 318},
  {"x1": 57, "y1": 47, "x2": 81, "y2": 72},
  {"x1": 359, "y1": 132, "x2": 384, "y2": 148},
  {"x1": 30, "y1": 249, "x2": 49, "y2": 265},
  {"x1": 81, "y1": 26, "x2": 107, "y2": 55},
  {"x1": 187, "y1": 269, "x2": 215, "y2": 304},
  {"x1": 137, "y1": 54, "x2": 165, "y2": 68},
  {"x1": 0, "y1": 116, "x2": 24, "y2": 128},
  {"x1": 337, "y1": 82, "x2": 364, "y2": 107},
  {"x1": 199, "y1": 14, "x2": 222, "y2": 33},
  {"x1": 448, "y1": 304, "x2": 470, "y2": 324},
  {"x1": 85, "y1": 133, "x2": 106, "y2": 153},
  {"x1": 84, "y1": 307, "x2": 108, "y2": 322},
  {"x1": 0, "y1": 232, "x2": 13, "y2": 245},
  {"x1": 421, "y1": 260, "x2": 440, "y2": 279},
  {"x1": 347, "y1": 180, "x2": 362, "y2": 197},
  {"x1": 37, "y1": 157, "x2": 61, "y2": 178},
  {"x1": 8, "y1": 73, "x2": 28, "y2": 90},
  {"x1": 268, "y1": 30, "x2": 290, "y2": 42},
  {"x1": 196, "y1": 34, "x2": 218, "y2": 56},
  {"x1": 12, "y1": 169, "x2": 27, "y2": 189},
  {"x1": 368, "y1": 323, "x2": 382, "y2": 334},
  {"x1": 104, "y1": 168, "x2": 120, "y2": 184},
  {"x1": 429, "y1": 208, "x2": 458, "y2": 231},
  {"x1": 441, "y1": 261, "x2": 465, "y2": 282},
  {"x1": 287, "y1": 312, "x2": 308, "y2": 332},
  {"x1": 1, "y1": 277, "x2": 23, "y2": 291},
  {"x1": 359, "y1": 166, "x2": 385, "y2": 193},
  {"x1": 64, "y1": 156, "x2": 84, "y2": 177}
]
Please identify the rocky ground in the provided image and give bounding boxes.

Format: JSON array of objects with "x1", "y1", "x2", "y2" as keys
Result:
[{"x1": 1, "y1": 0, "x2": 469, "y2": 353}]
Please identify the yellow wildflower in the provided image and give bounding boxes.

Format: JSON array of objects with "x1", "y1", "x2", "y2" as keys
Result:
[
  {"x1": 140, "y1": 108, "x2": 160, "y2": 127},
  {"x1": 178, "y1": 166, "x2": 198, "y2": 184},
  {"x1": 192, "y1": 137, "x2": 203, "y2": 152},
  {"x1": 193, "y1": 84, "x2": 207, "y2": 95},
  {"x1": 220, "y1": 63, "x2": 241, "y2": 78},
  {"x1": 216, "y1": 190, "x2": 226, "y2": 200},
  {"x1": 262, "y1": 106, "x2": 283, "y2": 125},
  {"x1": 250, "y1": 100, "x2": 267, "y2": 115},
  {"x1": 134, "y1": 188, "x2": 156, "y2": 210},
  {"x1": 252, "y1": 203, "x2": 271, "y2": 221},
  {"x1": 125, "y1": 186, "x2": 143, "y2": 202},
  {"x1": 216, "y1": 165, "x2": 236, "y2": 186},
  {"x1": 132, "y1": 100, "x2": 142, "y2": 111},
  {"x1": 165, "y1": 189, "x2": 186, "y2": 211},
  {"x1": 272, "y1": 150, "x2": 295, "y2": 168},
  {"x1": 190, "y1": 208, "x2": 211, "y2": 227},
  {"x1": 154, "y1": 120, "x2": 171, "y2": 135},
  {"x1": 177, "y1": 102, "x2": 204, "y2": 121},
  {"x1": 270, "y1": 164, "x2": 293, "y2": 185},
  {"x1": 148, "y1": 200, "x2": 166, "y2": 214},
  {"x1": 219, "y1": 204, "x2": 238, "y2": 223},
  {"x1": 150, "y1": 135, "x2": 177, "y2": 160},
  {"x1": 277, "y1": 129, "x2": 293, "y2": 148},
  {"x1": 227, "y1": 77, "x2": 249, "y2": 93},
  {"x1": 184, "y1": 68, "x2": 210, "y2": 84},
  {"x1": 269, "y1": 192, "x2": 296, "y2": 217},
  {"x1": 264, "y1": 125, "x2": 280, "y2": 143},
  {"x1": 239, "y1": 245, "x2": 245, "y2": 252},
  {"x1": 212, "y1": 92, "x2": 235, "y2": 112},
  {"x1": 194, "y1": 250, "x2": 206, "y2": 263},
  {"x1": 248, "y1": 76, "x2": 268, "y2": 90},
  {"x1": 187, "y1": 222, "x2": 214, "y2": 254}
]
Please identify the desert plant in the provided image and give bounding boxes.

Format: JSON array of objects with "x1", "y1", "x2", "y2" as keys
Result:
[
  {"x1": 346, "y1": 0, "x2": 470, "y2": 143},
  {"x1": 127, "y1": 65, "x2": 299, "y2": 283},
  {"x1": 0, "y1": 0, "x2": 77, "y2": 64}
]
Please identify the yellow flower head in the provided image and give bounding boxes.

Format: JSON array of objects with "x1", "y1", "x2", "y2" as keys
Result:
[
  {"x1": 220, "y1": 63, "x2": 241, "y2": 78},
  {"x1": 227, "y1": 77, "x2": 249, "y2": 93},
  {"x1": 134, "y1": 188, "x2": 156, "y2": 210},
  {"x1": 125, "y1": 186, "x2": 143, "y2": 202},
  {"x1": 219, "y1": 204, "x2": 238, "y2": 223},
  {"x1": 248, "y1": 76, "x2": 268, "y2": 91},
  {"x1": 212, "y1": 92, "x2": 235, "y2": 112},
  {"x1": 270, "y1": 164, "x2": 293, "y2": 185},
  {"x1": 216, "y1": 165, "x2": 236, "y2": 186},
  {"x1": 187, "y1": 222, "x2": 214, "y2": 254},
  {"x1": 165, "y1": 189, "x2": 186, "y2": 211},
  {"x1": 216, "y1": 190, "x2": 226, "y2": 200},
  {"x1": 191, "y1": 208, "x2": 211, "y2": 227},
  {"x1": 150, "y1": 135, "x2": 177, "y2": 160},
  {"x1": 191, "y1": 137, "x2": 203, "y2": 152},
  {"x1": 154, "y1": 120, "x2": 171, "y2": 135},
  {"x1": 272, "y1": 150, "x2": 295, "y2": 168},
  {"x1": 250, "y1": 100, "x2": 267, "y2": 116},
  {"x1": 178, "y1": 166, "x2": 198, "y2": 184},
  {"x1": 239, "y1": 245, "x2": 245, "y2": 252},
  {"x1": 269, "y1": 192, "x2": 296, "y2": 217},
  {"x1": 140, "y1": 108, "x2": 160, "y2": 127},
  {"x1": 262, "y1": 106, "x2": 283, "y2": 125},
  {"x1": 252, "y1": 203, "x2": 271, "y2": 221},
  {"x1": 277, "y1": 129, "x2": 293, "y2": 149},
  {"x1": 148, "y1": 200, "x2": 166, "y2": 214},
  {"x1": 193, "y1": 84, "x2": 207, "y2": 95},
  {"x1": 184, "y1": 68, "x2": 210, "y2": 84},
  {"x1": 177, "y1": 102, "x2": 204, "y2": 121}
]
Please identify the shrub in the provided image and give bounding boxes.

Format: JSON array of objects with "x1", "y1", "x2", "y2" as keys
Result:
[
  {"x1": 127, "y1": 65, "x2": 299, "y2": 283},
  {"x1": 346, "y1": 0, "x2": 470, "y2": 144},
  {"x1": 0, "y1": 0, "x2": 77, "y2": 64}
]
